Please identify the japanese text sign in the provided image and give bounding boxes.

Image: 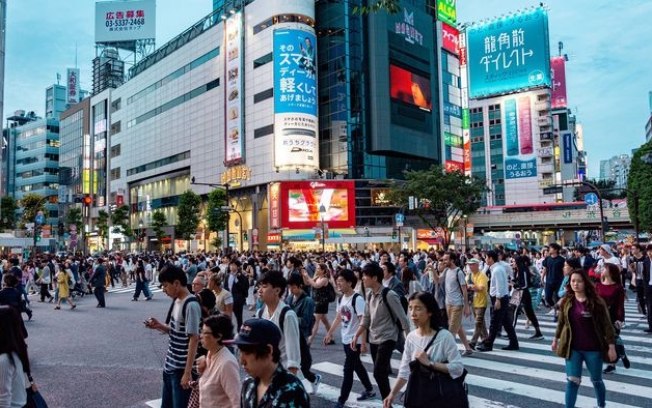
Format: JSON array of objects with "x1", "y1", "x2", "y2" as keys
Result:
[
  {"x1": 551, "y1": 56, "x2": 568, "y2": 109},
  {"x1": 95, "y1": 0, "x2": 155, "y2": 43},
  {"x1": 437, "y1": 0, "x2": 457, "y2": 27}
]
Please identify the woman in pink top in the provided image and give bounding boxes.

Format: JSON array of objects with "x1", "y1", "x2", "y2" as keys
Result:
[
  {"x1": 596, "y1": 263, "x2": 628, "y2": 374},
  {"x1": 197, "y1": 314, "x2": 240, "y2": 408}
]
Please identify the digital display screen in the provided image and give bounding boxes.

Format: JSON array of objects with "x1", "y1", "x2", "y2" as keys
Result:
[
  {"x1": 288, "y1": 188, "x2": 350, "y2": 223},
  {"x1": 389, "y1": 65, "x2": 432, "y2": 111}
]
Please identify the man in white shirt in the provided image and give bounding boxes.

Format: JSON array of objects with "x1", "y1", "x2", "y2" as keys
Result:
[{"x1": 476, "y1": 250, "x2": 519, "y2": 352}]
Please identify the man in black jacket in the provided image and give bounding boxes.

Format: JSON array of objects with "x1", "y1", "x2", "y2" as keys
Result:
[
  {"x1": 90, "y1": 258, "x2": 107, "y2": 308},
  {"x1": 226, "y1": 260, "x2": 249, "y2": 329}
]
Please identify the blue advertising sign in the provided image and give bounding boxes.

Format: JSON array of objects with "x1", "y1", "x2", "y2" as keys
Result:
[
  {"x1": 395, "y1": 213, "x2": 405, "y2": 226},
  {"x1": 584, "y1": 193, "x2": 598, "y2": 206},
  {"x1": 505, "y1": 157, "x2": 537, "y2": 179},
  {"x1": 35, "y1": 211, "x2": 45, "y2": 225},
  {"x1": 466, "y1": 8, "x2": 551, "y2": 98},
  {"x1": 504, "y1": 98, "x2": 519, "y2": 156},
  {"x1": 562, "y1": 132, "x2": 573, "y2": 164},
  {"x1": 273, "y1": 28, "x2": 318, "y2": 116}
]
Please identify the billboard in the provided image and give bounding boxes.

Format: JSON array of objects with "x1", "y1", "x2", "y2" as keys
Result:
[
  {"x1": 436, "y1": 0, "x2": 457, "y2": 27},
  {"x1": 503, "y1": 95, "x2": 537, "y2": 179},
  {"x1": 441, "y1": 23, "x2": 459, "y2": 56},
  {"x1": 551, "y1": 56, "x2": 568, "y2": 109},
  {"x1": 390, "y1": 65, "x2": 432, "y2": 110},
  {"x1": 224, "y1": 13, "x2": 244, "y2": 165},
  {"x1": 273, "y1": 28, "x2": 319, "y2": 169},
  {"x1": 66, "y1": 68, "x2": 80, "y2": 105},
  {"x1": 562, "y1": 131, "x2": 573, "y2": 164},
  {"x1": 279, "y1": 181, "x2": 356, "y2": 229},
  {"x1": 467, "y1": 8, "x2": 551, "y2": 99},
  {"x1": 95, "y1": 0, "x2": 155, "y2": 43}
]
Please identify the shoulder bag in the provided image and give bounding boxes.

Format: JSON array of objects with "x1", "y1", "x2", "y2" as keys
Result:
[{"x1": 403, "y1": 330, "x2": 470, "y2": 408}]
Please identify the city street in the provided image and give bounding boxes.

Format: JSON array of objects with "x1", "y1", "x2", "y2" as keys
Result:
[{"x1": 22, "y1": 283, "x2": 652, "y2": 408}]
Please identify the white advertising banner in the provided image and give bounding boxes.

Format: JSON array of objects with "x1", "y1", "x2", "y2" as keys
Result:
[
  {"x1": 95, "y1": 0, "x2": 156, "y2": 43},
  {"x1": 66, "y1": 68, "x2": 80, "y2": 105},
  {"x1": 224, "y1": 12, "x2": 244, "y2": 165}
]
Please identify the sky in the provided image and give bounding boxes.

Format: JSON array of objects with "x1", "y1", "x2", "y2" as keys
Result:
[{"x1": 4, "y1": 0, "x2": 652, "y2": 177}]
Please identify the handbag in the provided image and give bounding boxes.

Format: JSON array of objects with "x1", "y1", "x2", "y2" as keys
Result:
[
  {"x1": 187, "y1": 380, "x2": 200, "y2": 408},
  {"x1": 403, "y1": 330, "x2": 470, "y2": 408},
  {"x1": 25, "y1": 387, "x2": 49, "y2": 408},
  {"x1": 509, "y1": 288, "x2": 523, "y2": 307}
]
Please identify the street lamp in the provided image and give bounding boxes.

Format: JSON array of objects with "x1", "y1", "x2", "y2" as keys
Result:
[
  {"x1": 138, "y1": 219, "x2": 143, "y2": 253},
  {"x1": 191, "y1": 176, "x2": 230, "y2": 250},
  {"x1": 220, "y1": 206, "x2": 243, "y2": 250},
  {"x1": 319, "y1": 204, "x2": 326, "y2": 253}
]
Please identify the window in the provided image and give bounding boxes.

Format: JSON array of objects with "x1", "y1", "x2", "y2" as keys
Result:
[
  {"x1": 110, "y1": 98, "x2": 121, "y2": 113},
  {"x1": 110, "y1": 144, "x2": 121, "y2": 158},
  {"x1": 254, "y1": 124, "x2": 274, "y2": 138},
  {"x1": 127, "y1": 151, "x2": 191, "y2": 176},
  {"x1": 110, "y1": 121, "x2": 121, "y2": 135},
  {"x1": 254, "y1": 88, "x2": 273, "y2": 104},
  {"x1": 253, "y1": 53, "x2": 273, "y2": 69},
  {"x1": 110, "y1": 167, "x2": 121, "y2": 181}
]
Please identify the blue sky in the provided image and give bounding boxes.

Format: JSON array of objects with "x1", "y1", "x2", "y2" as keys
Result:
[{"x1": 4, "y1": 0, "x2": 651, "y2": 177}]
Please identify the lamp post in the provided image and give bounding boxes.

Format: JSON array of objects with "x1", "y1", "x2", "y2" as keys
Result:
[
  {"x1": 138, "y1": 219, "x2": 143, "y2": 253},
  {"x1": 319, "y1": 204, "x2": 326, "y2": 253},
  {"x1": 191, "y1": 177, "x2": 230, "y2": 250},
  {"x1": 221, "y1": 206, "x2": 243, "y2": 250}
]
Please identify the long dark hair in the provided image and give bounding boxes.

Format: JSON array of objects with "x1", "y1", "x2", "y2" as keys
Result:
[
  {"x1": 563, "y1": 268, "x2": 601, "y2": 312},
  {"x1": 408, "y1": 291, "x2": 442, "y2": 330},
  {"x1": 0, "y1": 306, "x2": 30, "y2": 373}
]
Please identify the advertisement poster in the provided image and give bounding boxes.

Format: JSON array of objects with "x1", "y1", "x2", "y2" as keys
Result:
[
  {"x1": 224, "y1": 13, "x2": 244, "y2": 165},
  {"x1": 279, "y1": 181, "x2": 355, "y2": 229},
  {"x1": 389, "y1": 65, "x2": 432, "y2": 110},
  {"x1": 551, "y1": 56, "x2": 568, "y2": 109},
  {"x1": 562, "y1": 131, "x2": 573, "y2": 164},
  {"x1": 503, "y1": 96, "x2": 537, "y2": 179},
  {"x1": 95, "y1": 0, "x2": 155, "y2": 43},
  {"x1": 467, "y1": 7, "x2": 551, "y2": 98},
  {"x1": 273, "y1": 28, "x2": 319, "y2": 169},
  {"x1": 441, "y1": 23, "x2": 459, "y2": 56},
  {"x1": 66, "y1": 68, "x2": 80, "y2": 105},
  {"x1": 436, "y1": 0, "x2": 457, "y2": 27}
]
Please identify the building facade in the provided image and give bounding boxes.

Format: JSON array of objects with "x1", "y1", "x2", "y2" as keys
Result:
[{"x1": 599, "y1": 154, "x2": 630, "y2": 190}]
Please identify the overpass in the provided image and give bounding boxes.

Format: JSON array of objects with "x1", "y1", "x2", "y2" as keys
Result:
[{"x1": 468, "y1": 205, "x2": 633, "y2": 232}]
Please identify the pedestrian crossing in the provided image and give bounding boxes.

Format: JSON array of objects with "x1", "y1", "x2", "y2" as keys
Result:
[
  {"x1": 106, "y1": 282, "x2": 162, "y2": 295},
  {"x1": 145, "y1": 299, "x2": 652, "y2": 408}
]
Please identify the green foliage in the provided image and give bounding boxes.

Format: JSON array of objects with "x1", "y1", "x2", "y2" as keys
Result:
[
  {"x1": 628, "y1": 142, "x2": 652, "y2": 232},
  {"x1": 176, "y1": 190, "x2": 201, "y2": 242},
  {"x1": 576, "y1": 178, "x2": 626, "y2": 201},
  {"x1": 0, "y1": 196, "x2": 18, "y2": 230},
  {"x1": 388, "y1": 166, "x2": 486, "y2": 244},
  {"x1": 353, "y1": 0, "x2": 401, "y2": 14},
  {"x1": 206, "y1": 188, "x2": 229, "y2": 234},
  {"x1": 65, "y1": 208, "x2": 83, "y2": 233},
  {"x1": 110, "y1": 205, "x2": 133, "y2": 238},
  {"x1": 19, "y1": 193, "x2": 47, "y2": 228},
  {"x1": 97, "y1": 210, "x2": 110, "y2": 249},
  {"x1": 151, "y1": 210, "x2": 168, "y2": 251}
]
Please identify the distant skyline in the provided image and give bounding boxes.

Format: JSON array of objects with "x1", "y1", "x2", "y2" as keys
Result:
[{"x1": 4, "y1": 0, "x2": 651, "y2": 177}]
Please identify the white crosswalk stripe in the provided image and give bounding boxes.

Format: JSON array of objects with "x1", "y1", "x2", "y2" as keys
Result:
[{"x1": 106, "y1": 282, "x2": 162, "y2": 295}]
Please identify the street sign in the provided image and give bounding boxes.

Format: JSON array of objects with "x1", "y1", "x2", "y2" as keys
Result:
[
  {"x1": 584, "y1": 192, "x2": 598, "y2": 206},
  {"x1": 35, "y1": 211, "x2": 45, "y2": 225},
  {"x1": 394, "y1": 213, "x2": 405, "y2": 227}
]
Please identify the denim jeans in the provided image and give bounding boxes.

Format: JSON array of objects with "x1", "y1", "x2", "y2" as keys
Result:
[
  {"x1": 161, "y1": 370, "x2": 191, "y2": 408},
  {"x1": 369, "y1": 340, "x2": 396, "y2": 399},
  {"x1": 565, "y1": 350, "x2": 606, "y2": 408},
  {"x1": 339, "y1": 344, "x2": 374, "y2": 404}
]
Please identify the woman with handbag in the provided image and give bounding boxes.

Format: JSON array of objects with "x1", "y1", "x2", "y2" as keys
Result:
[
  {"x1": 383, "y1": 292, "x2": 466, "y2": 408},
  {"x1": 552, "y1": 268, "x2": 616, "y2": 408},
  {"x1": 0, "y1": 306, "x2": 34, "y2": 407},
  {"x1": 596, "y1": 263, "x2": 629, "y2": 374}
]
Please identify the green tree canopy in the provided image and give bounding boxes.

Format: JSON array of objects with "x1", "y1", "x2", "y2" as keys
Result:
[
  {"x1": 354, "y1": 0, "x2": 401, "y2": 14},
  {"x1": 206, "y1": 188, "x2": 229, "y2": 234},
  {"x1": 65, "y1": 207, "x2": 83, "y2": 233},
  {"x1": 110, "y1": 205, "x2": 133, "y2": 239},
  {"x1": 0, "y1": 196, "x2": 18, "y2": 230},
  {"x1": 151, "y1": 210, "x2": 167, "y2": 252},
  {"x1": 176, "y1": 190, "x2": 202, "y2": 243},
  {"x1": 19, "y1": 193, "x2": 47, "y2": 228},
  {"x1": 388, "y1": 166, "x2": 486, "y2": 245},
  {"x1": 97, "y1": 210, "x2": 110, "y2": 250},
  {"x1": 628, "y1": 142, "x2": 652, "y2": 232}
]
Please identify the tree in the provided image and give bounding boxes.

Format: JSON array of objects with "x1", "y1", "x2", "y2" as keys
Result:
[
  {"x1": 206, "y1": 188, "x2": 228, "y2": 246},
  {"x1": 0, "y1": 196, "x2": 18, "y2": 230},
  {"x1": 19, "y1": 193, "x2": 47, "y2": 228},
  {"x1": 65, "y1": 207, "x2": 83, "y2": 254},
  {"x1": 110, "y1": 205, "x2": 133, "y2": 239},
  {"x1": 388, "y1": 166, "x2": 486, "y2": 247},
  {"x1": 575, "y1": 178, "x2": 625, "y2": 201},
  {"x1": 354, "y1": 0, "x2": 401, "y2": 14},
  {"x1": 151, "y1": 210, "x2": 167, "y2": 252},
  {"x1": 97, "y1": 210, "x2": 110, "y2": 251},
  {"x1": 628, "y1": 141, "x2": 652, "y2": 232},
  {"x1": 176, "y1": 190, "x2": 201, "y2": 249}
]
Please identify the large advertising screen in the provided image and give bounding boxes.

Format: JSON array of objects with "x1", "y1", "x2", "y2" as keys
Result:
[
  {"x1": 467, "y1": 8, "x2": 551, "y2": 99},
  {"x1": 503, "y1": 95, "x2": 537, "y2": 179},
  {"x1": 95, "y1": 0, "x2": 155, "y2": 43},
  {"x1": 224, "y1": 13, "x2": 244, "y2": 165},
  {"x1": 273, "y1": 28, "x2": 319, "y2": 169},
  {"x1": 280, "y1": 181, "x2": 356, "y2": 229},
  {"x1": 390, "y1": 65, "x2": 432, "y2": 111},
  {"x1": 551, "y1": 56, "x2": 568, "y2": 109}
]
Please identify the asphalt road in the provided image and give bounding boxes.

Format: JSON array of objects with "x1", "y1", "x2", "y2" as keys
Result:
[{"x1": 22, "y1": 284, "x2": 652, "y2": 408}]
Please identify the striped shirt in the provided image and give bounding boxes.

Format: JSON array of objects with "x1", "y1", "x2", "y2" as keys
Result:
[{"x1": 164, "y1": 296, "x2": 201, "y2": 373}]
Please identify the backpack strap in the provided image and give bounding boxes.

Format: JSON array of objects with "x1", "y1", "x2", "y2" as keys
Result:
[
  {"x1": 424, "y1": 329, "x2": 440, "y2": 353},
  {"x1": 381, "y1": 287, "x2": 398, "y2": 327},
  {"x1": 352, "y1": 292, "x2": 360, "y2": 316},
  {"x1": 165, "y1": 295, "x2": 199, "y2": 325},
  {"x1": 257, "y1": 304, "x2": 290, "y2": 333}
]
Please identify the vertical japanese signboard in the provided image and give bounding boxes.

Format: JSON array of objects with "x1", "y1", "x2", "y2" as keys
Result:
[
  {"x1": 441, "y1": 23, "x2": 459, "y2": 56},
  {"x1": 503, "y1": 95, "x2": 537, "y2": 179},
  {"x1": 562, "y1": 131, "x2": 573, "y2": 164},
  {"x1": 273, "y1": 28, "x2": 319, "y2": 169},
  {"x1": 436, "y1": 0, "x2": 457, "y2": 27},
  {"x1": 551, "y1": 56, "x2": 568, "y2": 109},
  {"x1": 224, "y1": 13, "x2": 244, "y2": 165},
  {"x1": 66, "y1": 68, "x2": 80, "y2": 105},
  {"x1": 467, "y1": 7, "x2": 551, "y2": 98}
]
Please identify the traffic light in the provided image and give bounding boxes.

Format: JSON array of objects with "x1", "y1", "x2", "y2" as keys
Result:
[
  {"x1": 58, "y1": 222, "x2": 64, "y2": 236},
  {"x1": 392, "y1": 228, "x2": 398, "y2": 239},
  {"x1": 602, "y1": 217, "x2": 610, "y2": 233},
  {"x1": 34, "y1": 226, "x2": 42, "y2": 242},
  {"x1": 83, "y1": 195, "x2": 92, "y2": 206},
  {"x1": 243, "y1": 231, "x2": 248, "y2": 241}
]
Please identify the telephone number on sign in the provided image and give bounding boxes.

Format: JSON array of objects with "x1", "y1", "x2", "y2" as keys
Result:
[{"x1": 105, "y1": 18, "x2": 145, "y2": 28}]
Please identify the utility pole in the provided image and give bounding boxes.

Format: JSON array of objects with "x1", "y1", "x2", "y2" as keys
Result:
[
  {"x1": 562, "y1": 179, "x2": 606, "y2": 239},
  {"x1": 191, "y1": 177, "x2": 230, "y2": 250}
]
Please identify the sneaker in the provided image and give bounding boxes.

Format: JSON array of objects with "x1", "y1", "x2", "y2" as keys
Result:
[
  {"x1": 357, "y1": 390, "x2": 376, "y2": 401},
  {"x1": 529, "y1": 334, "x2": 545, "y2": 341},
  {"x1": 475, "y1": 344, "x2": 493, "y2": 352},
  {"x1": 311, "y1": 374, "x2": 321, "y2": 395},
  {"x1": 469, "y1": 342, "x2": 476, "y2": 350},
  {"x1": 622, "y1": 355, "x2": 631, "y2": 369},
  {"x1": 501, "y1": 344, "x2": 519, "y2": 351},
  {"x1": 603, "y1": 365, "x2": 616, "y2": 374},
  {"x1": 461, "y1": 349, "x2": 473, "y2": 356},
  {"x1": 131, "y1": 298, "x2": 138, "y2": 301}
]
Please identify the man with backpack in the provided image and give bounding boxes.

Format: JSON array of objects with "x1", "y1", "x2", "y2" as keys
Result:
[
  {"x1": 352, "y1": 262, "x2": 409, "y2": 401},
  {"x1": 144, "y1": 265, "x2": 201, "y2": 408},
  {"x1": 441, "y1": 252, "x2": 474, "y2": 356}
]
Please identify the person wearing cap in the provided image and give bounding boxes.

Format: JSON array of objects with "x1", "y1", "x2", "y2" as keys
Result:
[
  {"x1": 235, "y1": 318, "x2": 310, "y2": 408},
  {"x1": 466, "y1": 258, "x2": 489, "y2": 349},
  {"x1": 596, "y1": 244, "x2": 620, "y2": 280}
]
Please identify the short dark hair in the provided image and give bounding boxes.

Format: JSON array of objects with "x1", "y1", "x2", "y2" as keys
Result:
[
  {"x1": 203, "y1": 314, "x2": 234, "y2": 344},
  {"x1": 2, "y1": 274, "x2": 18, "y2": 288},
  {"x1": 336, "y1": 269, "x2": 357, "y2": 288},
  {"x1": 197, "y1": 288, "x2": 216, "y2": 311},
  {"x1": 259, "y1": 271, "x2": 287, "y2": 295},
  {"x1": 549, "y1": 243, "x2": 562, "y2": 252},
  {"x1": 361, "y1": 262, "x2": 383, "y2": 283},
  {"x1": 485, "y1": 250, "x2": 499, "y2": 263},
  {"x1": 287, "y1": 256, "x2": 302, "y2": 268},
  {"x1": 408, "y1": 292, "x2": 442, "y2": 330},
  {"x1": 383, "y1": 261, "x2": 396, "y2": 275},
  {"x1": 158, "y1": 264, "x2": 188, "y2": 286},
  {"x1": 286, "y1": 273, "x2": 303, "y2": 288},
  {"x1": 565, "y1": 257, "x2": 582, "y2": 270},
  {"x1": 237, "y1": 342, "x2": 281, "y2": 363}
]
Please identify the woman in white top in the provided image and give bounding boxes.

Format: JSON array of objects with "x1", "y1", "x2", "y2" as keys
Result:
[
  {"x1": 0, "y1": 306, "x2": 30, "y2": 408},
  {"x1": 383, "y1": 291, "x2": 465, "y2": 408}
]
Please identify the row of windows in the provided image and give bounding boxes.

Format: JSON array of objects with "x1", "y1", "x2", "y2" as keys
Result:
[
  {"x1": 16, "y1": 138, "x2": 60, "y2": 151},
  {"x1": 17, "y1": 168, "x2": 59, "y2": 178},
  {"x1": 253, "y1": 124, "x2": 274, "y2": 139},
  {"x1": 126, "y1": 150, "x2": 191, "y2": 177},
  {"x1": 126, "y1": 48, "x2": 219, "y2": 106},
  {"x1": 127, "y1": 79, "x2": 220, "y2": 129},
  {"x1": 110, "y1": 144, "x2": 121, "y2": 158},
  {"x1": 110, "y1": 167, "x2": 121, "y2": 181},
  {"x1": 253, "y1": 14, "x2": 315, "y2": 35},
  {"x1": 470, "y1": 107, "x2": 483, "y2": 113},
  {"x1": 253, "y1": 53, "x2": 272, "y2": 69},
  {"x1": 19, "y1": 182, "x2": 60, "y2": 192},
  {"x1": 253, "y1": 88, "x2": 273, "y2": 103},
  {"x1": 488, "y1": 104, "x2": 501, "y2": 111},
  {"x1": 16, "y1": 153, "x2": 59, "y2": 165}
]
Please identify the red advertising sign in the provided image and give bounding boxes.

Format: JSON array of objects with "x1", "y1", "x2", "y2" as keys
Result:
[
  {"x1": 116, "y1": 195, "x2": 124, "y2": 206},
  {"x1": 269, "y1": 183, "x2": 281, "y2": 229},
  {"x1": 279, "y1": 180, "x2": 356, "y2": 229},
  {"x1": 518, "y1": 95, "x2": 533, "y2": 154},
  {"x1": 441, "y1": 23, "x2": 459, "y2": 56},
  {"x1": 389, "y1": 65, "x2": 432, "y2": 111},
  {"x1": 267, "y1": 232, "x2": 281, "y2": 244},
  {"x1": 445, "y1": 160, "x2": 464, "y2": 173},
  {"x1": 551, "y1": 56, "x2": 567, "y2": 109},
  {"x1": 463, "y1": 140, "x2": 471, "y2": 172}
]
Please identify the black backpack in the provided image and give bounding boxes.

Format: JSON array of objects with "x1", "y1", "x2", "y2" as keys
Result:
[
  {"x1": 165, "y1": 295, "x2": 200, "y2": 325},
  {"x1": 338, "y1": 292, "x2": 361, "y2": 315}
]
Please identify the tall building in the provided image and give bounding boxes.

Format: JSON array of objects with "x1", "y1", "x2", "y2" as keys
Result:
[
  {"x1": 0, "y1": 0, "x2": 6, "y2": 198},
  {"x1": 599, "y1": 154, "x2": 630, "y2": 190},
  {"x1": 646, "y1": 91, "x2": 652, "y2": 142},
  {"x1": 45, "y1": 84, "x2": 68, "y2": 119}
]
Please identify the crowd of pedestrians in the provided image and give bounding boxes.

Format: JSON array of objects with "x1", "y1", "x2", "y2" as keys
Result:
[{"x1": 0, "y1": 240, "x2": 650, "y2": 407}]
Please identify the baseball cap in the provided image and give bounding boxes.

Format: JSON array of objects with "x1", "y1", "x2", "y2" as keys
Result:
[
  {"x1": 600, "y1": 244, "x2": 613, "y2": 254},
  {"x1": 466, "y1": 258, "x2": 480, "y2": 265},
  {"x1": 231, "y1": 319, "x2": 281, "y2": 348}
]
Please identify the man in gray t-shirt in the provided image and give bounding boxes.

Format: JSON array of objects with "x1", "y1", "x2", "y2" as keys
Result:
[{"x1": 441, "y1": 252, "x2": 473, "y2": 355}]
